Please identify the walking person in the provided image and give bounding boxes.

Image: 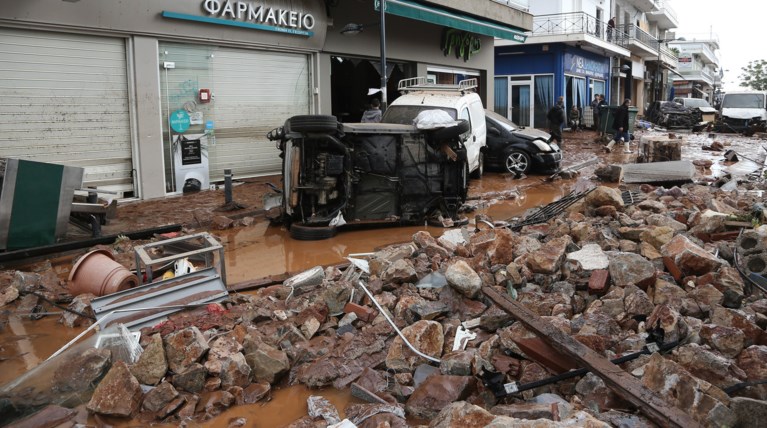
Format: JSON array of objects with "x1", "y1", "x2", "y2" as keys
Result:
[
  {"x1": 547, "y1": 96, "x2": 566, "y2": 149},
  {"x1": 605, "y1": 98, "x2": 631, "y2": 152},
  {"x1": 591, "y1": 94, "x2": 601, "y2": 132}
]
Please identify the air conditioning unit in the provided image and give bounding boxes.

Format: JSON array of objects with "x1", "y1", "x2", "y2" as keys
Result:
[{"x1": 644, "y1": 70, "x2": 654, "y2": 81}]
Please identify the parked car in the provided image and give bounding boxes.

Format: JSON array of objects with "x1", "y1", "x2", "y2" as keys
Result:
[
  {"x1": 483, "y1": 110, "x2": 562, "y2": 174},
  {"x1": 718, "y1": 91, "x2": 767, "y2": 132},
  {"x1": 644, "y1": 101, "x2": 696, "y2": 129},
  {"x1": 673, "y1": 97, "x2": 717, "y2": 123},
  {"x1": 265, "y1": 115, "x2": 470, "y2": 240},
  {"x1": 381, "y1": 77, "x2": 486, "y2": 177}
]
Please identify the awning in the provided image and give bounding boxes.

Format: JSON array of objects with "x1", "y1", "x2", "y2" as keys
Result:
[{"x1": 376, "y1": 0, "x2": 527, "y2": 43}]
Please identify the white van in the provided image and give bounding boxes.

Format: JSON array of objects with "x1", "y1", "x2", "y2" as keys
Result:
[
  {"x1": 719, "y1": 91, "x2": 767, "y2": 131},
  {"x1": 381, "y1": 77, "x2": 487, "y2": 176}
]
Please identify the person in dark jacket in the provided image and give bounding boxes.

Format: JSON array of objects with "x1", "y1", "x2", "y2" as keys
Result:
[
  {"x1": 547, "y1": 96, "x2": 566, "y2": 146},
  {"x1": 605, "y1": 98, "x2": 631, "y2": 152}
]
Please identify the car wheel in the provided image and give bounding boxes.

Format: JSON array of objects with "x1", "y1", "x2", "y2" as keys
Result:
[
  {"x1": 432, "y1": 119, "x2": 470, "y2": 141},
  {"x1": 287, "y1": 115, "x2": 339, "y2": 133},
  {"x1": 471, "y1": 151, "x2": 484, "y2": 178},
  {"x1": 505, "y1": 150, "x2": 531, "y2": 174},
  {"x1": 289, "y1": 223, "x2": 337, "y2": 241}
]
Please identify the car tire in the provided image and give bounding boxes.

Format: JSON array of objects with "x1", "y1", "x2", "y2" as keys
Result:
[
  {"x1": 471, "y1": 151, "x2": 484, "y2": 179},
  {"x1": 289, "y1": 223, "x2": 337, "y2": 241},
  {"x1": 505, "y1": 150, "x2": 531, "y2": 174},
  {"x1": 432, "y1": 119, "x2": 470, "y2": 141},
  {"x1": 287, "y1": 115, "x2": 339, "y2": 133}
]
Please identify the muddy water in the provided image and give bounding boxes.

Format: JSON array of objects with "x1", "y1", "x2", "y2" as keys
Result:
[{"x1": 221, "y1": 172, "x2": 572, "y2": 283}]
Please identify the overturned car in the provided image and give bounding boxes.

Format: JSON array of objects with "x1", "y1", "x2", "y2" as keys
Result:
[
  {"x1": 266, "y1": 115, "x2": 470, "y2": 240},
  {"x1": 645, "y1": 101, "x2": 696, "y2": 129}
]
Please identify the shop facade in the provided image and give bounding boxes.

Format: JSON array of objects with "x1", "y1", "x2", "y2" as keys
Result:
[
  {"x1": 0, "y1": 0, "x2": 327, "y2": 199},
  {"x1": 494, "y1": 44, "x2": 611, "y2": 129},
  {"x1": 0, "y1": 0, "x2": 530, "y2": 200}
]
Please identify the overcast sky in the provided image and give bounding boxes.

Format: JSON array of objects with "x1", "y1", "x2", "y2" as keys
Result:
[{"x1": 671, "y1": 0, "x2": 761, "y2": 91}]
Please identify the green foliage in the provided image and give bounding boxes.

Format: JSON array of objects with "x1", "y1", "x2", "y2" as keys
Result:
[{"x1": 739, "y1": 59, "x2": 767, "y2": 91}]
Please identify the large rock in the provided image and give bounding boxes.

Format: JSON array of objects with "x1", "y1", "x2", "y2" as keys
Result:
[
  {"x1": 131, "y1": 334, "x2": 167, "y2": 385},
  {"x1": 87, "y1": 361, "x2": 143, "y2": 417},
  {"x1": 640, "y1": 226, "x2": 675, "y2": 250},
  {"x1": 242, "y1": 382, "x2": 271, "y2": 404},
  {"x1": 566, "y1": 244, "x2": 609, "y2": 271},
  {"x1": 736, "y1": 345, "x2": 767, "y2": 400},
  {"x1": 445, "y1": 260, "x2": 481, "y2": 298},
  {"x1": 585, "y1": 186, "x2": 624, "y2": 210},
  {"x1": 164, "y1": 326, "x2": 209, "y2": 373},
  {"x1": 53, "y1": 348, "x2": 111, "y2": 392},
  {"x1": 0, "y1": 284, "x2": 19, "y2": 307},
  {"x1": 245, "y1": 344, "x2": 290, "y2": 384},
  {"x1": 646, "y1": 214, "x2": 687, "y2": 232},
  {"x1": 386, "y1": 320, "x2": 443, "y2": 372},
  {"x1": 307, "y1": 395, "x2": 341, "y2": 425},
  {"x1": 381, "y1": 259, "x2": 418, "y2": 284},
  {"x1": 608, "y1": 252, "x2": 656, "y2": 290},
  {"x1": 431, "y1": 401, "x2": 495, "y2": 428},
  {"x1": 405, "y1": 375, "x2": 476, "y2": 419},
  {"x1": 220, "y1": 352, "x2": 252, "y2": 388},
  {"x1": 172, "y1": 363, "x2": 206, "y2": 393},
  {"x1": 673, "y1": 344, "x2": 746, "y2": 389},
  {"x1": 699, "y1": 324, "x2": 746, "y2": 358},
  {"x1": 413, "y1": 231, "x2": 451, "y2": 259},
  {"x1": 710, "y1": 306, "x2": 764, "y2": 347},
  {"x1": 60, "y1": 293, "x2": 95, "y2": 327},
  {"x1": 646, "y1": 305, "x2": 688, "y2": 344},
  {"x1": 141, "y1": 382, "x2": 179, "y2": 413},
  {"x1": 731, "y1": 397, "x2": 767, "y2": 428},
  {"x1": 661, "y1": 234, "x2": 725, "y2": 276},
  {"x1": 642, "y1": 353, "x2": 735, "y2": 427},
  {"x1": 205, "y1": 334, "x2": 244, "y2": 375},
  {"x1": 525, "y1": 236, "x2": 570, "y2": 275}
]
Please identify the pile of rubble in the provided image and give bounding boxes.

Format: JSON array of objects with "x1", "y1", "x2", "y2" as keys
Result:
[{"x1": 4, "y1": 183, "x2": 767, "y2": 427}]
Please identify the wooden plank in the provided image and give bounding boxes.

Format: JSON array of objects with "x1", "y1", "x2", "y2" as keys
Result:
[{"x1": 482, "y1": 286, "x2": 702, "y2": 428}]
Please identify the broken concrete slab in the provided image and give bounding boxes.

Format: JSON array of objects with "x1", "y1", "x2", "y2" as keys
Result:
[{"x1": 621, "y1": 160, "x2": 695, "y2": 184}]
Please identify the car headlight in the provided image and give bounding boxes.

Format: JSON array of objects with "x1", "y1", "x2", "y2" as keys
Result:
[{"x1": 532, "y1": 140, "x2": 553, "y2": 152}]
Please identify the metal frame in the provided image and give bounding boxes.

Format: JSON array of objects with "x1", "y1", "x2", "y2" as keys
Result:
[{"x1": 134, "y1": 232, "x2": 226, "y2": 285}]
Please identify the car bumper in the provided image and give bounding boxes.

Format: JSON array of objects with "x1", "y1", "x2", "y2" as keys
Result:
[{"x1": 531, "y1": 152, "x2": 562, "y2": 173}]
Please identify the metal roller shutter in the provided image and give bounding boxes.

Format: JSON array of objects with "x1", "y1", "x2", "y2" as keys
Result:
[
  {"x1": 209, "y1": 48, "x2": 310, "y2": 180},
  {"x1": 0, "y1": 28, "x2": 133, "y2": 196}
]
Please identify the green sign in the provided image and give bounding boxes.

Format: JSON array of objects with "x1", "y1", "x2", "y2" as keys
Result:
[
  {"x1": 170, "y1": 109, "x2": 191, "y2": 133},
  {"x1": 442, "y1": 29, "x2": 481, "y2": 62}
]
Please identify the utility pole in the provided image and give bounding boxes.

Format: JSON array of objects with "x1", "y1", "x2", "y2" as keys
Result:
[{"x1": 379, "y1": 0, "x2": 387, "y2": 110}]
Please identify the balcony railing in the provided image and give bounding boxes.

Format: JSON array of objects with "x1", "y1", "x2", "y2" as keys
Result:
[
  {"x1": 532, "y1": 12, "x2": 629, "y2": 47},
  {"x1": 652, "y1": 0, "x2": 678, "y2": 24},
  {"x1": 490, "y1": 0, "x2": 530, "y2": 12},
  {"x1": 623, "y1": 24, "x2": 658, "y2": 50},
  {"x1": 658, "y1": 43, "x2": 678, "y2": 67}
]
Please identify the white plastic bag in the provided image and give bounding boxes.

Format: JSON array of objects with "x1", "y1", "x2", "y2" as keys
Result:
[{"x1": 413, "y1": 109, "x2": 459, "y2": 130}]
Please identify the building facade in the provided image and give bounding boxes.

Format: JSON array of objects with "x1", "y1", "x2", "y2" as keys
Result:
[
  {"x1": 668, "y1": 35, "x2": 721, "y2": 102},
  {"x1": 494, "y1": 0, "x2": 679, "y2": 127},
  {"x1": 0, "y1": 0, "x2": 531, "y2": 200}
]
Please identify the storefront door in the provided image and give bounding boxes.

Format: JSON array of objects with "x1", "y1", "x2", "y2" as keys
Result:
[{"x1": 510, "y1": 81, "x2": 532, "y2": 127}]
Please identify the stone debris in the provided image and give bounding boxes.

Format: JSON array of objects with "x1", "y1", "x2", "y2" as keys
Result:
[{"x1": 5, "y1": 182, "x2": 767, "y2": 426}]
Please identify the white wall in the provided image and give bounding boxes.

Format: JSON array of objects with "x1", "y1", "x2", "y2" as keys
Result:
[{"x1": 529, "y1": 0, "x2": 613, "y2": 18}]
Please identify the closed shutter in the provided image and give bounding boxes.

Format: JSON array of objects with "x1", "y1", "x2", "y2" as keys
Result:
[
  {"x1": 209, "y1": 48, "x2": 310, "y2": 180},
  {"x1": 0, "y1": 28, "x2": 133, "y2": 195}
]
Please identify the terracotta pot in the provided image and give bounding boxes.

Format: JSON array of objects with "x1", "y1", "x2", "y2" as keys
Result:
[{"x1": 68, "y1": 249, "x2": 138, "y2": 297}]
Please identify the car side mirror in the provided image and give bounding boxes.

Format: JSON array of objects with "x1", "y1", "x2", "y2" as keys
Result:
[{"x1": 488, "y1": 126, "x2": 501, "y2": 136}]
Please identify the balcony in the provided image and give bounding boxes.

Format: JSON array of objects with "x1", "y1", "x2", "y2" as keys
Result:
[
  {"x1": 424, "y1": 0, "x2": 533, "y2": 31},
  {"x1": 525, "y1": 12, "x2": 630, "y2": 57},
  {"x1": 622, "y1": 24, "x2": 659, "y2": 59},
  {"x1": 626, "y1": 0, "x2": 656, "y2": 13},
  {"x1": 658, "y1": 43, "x2": 678, "y2": 68},
  {"x1": 647, "y1": 0, "x2": 679, "y2": 30},
  {"x1": 675, "y1": 67, "x2": 715, "y2": 85},
  {"x1": 490, "y1": 0, "x2": 529, "y2": 12}
]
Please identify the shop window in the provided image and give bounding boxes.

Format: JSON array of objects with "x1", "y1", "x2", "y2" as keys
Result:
[
  {"x1": 494, "y1": 77, "x2": 508, "y2": 117},
  {"x1": 565, "y1": 75, "x2": 587, "y2": 123},
  {"x1": 533, "y1": 75, "x2": 554, "y2": 129}
]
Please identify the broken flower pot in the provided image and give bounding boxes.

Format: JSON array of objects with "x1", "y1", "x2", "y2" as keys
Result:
[{"x1": 68, "y1": 249, "x2": 138, "y2": 297}]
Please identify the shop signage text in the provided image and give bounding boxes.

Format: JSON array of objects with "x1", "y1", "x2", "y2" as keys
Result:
[
  {"x1": 564, "y1": 53, "x2": 608, "y2": 79},
  {"x1": 441, "y1": 29, "x2": 481, "y2": 62},
  {"x1": 162, "y1": 1, "x2": 315, "y2": 37}
]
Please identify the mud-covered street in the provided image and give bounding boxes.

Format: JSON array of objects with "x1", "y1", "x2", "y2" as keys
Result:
[{"x1": 1, "y1": 129, "x2": 767, "y2": 427}]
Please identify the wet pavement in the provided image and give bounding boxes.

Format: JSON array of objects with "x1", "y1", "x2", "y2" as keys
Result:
[{"x1": 1, "y1": 129, "x2": 766, "y2": 426}]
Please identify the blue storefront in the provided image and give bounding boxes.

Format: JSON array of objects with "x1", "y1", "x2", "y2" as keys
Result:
[{"x1": 494, "y1": 44, "x2": 611, "y2": 129}]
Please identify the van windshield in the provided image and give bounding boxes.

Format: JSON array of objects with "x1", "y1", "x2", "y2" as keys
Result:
[
  {"x1": 681, "y1": 98, "x2": 711, "y2": 108},
  {"x1": 722, "y1": 94, "x2": 765, "y2": 109},
  {"x1": 381, "y1": 106, "x2": 457, "y2": 125}
]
